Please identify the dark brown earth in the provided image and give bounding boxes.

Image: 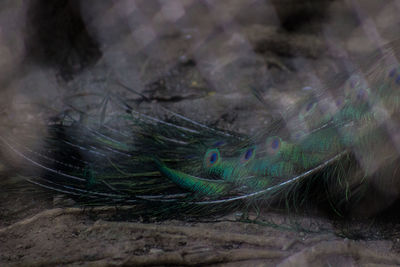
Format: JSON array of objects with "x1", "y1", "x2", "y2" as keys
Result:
[{"x1": 2, "y1": 0, "x2": 400, "y2": 266}]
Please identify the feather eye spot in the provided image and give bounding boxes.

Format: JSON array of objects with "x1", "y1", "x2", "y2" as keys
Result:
[
  {"x1": 355, "y1": 88, "x2": 369, "y2": 102},
  {"x1": 266, "y1": 136, "x2": 281, "y2": 155},
  {"x1": 244, "y1": 148, "x2": 253, "y2": 160},
  {"x1": 204, "y1": 149, "x2": 220, "y2": 168},
  {"x1": 240, "y1": 147, "x2": 255, "y2": 164},
  {"x1": 271, "y1": 138, "x2": 280, "y2": 149},
  {"x1": 210, "y1": 152, "x2": 218, "y2": 163}
]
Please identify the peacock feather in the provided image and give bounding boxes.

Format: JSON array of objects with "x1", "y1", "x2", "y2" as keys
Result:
[{"x1": 2, "y1": 41, "x2": 400, "y2": 219}]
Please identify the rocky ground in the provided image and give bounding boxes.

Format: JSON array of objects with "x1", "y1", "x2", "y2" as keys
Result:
[{"x1": 2, "y1": 0, "x2": 400, "y2": 266}]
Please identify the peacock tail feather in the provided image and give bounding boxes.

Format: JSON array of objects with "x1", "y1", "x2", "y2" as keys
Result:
[{"x1": 3, "y1": 40, "x2": 400, "y2": 218}]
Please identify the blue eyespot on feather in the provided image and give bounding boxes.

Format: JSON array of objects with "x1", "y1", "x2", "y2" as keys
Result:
[
  {"x1": 245, "y1": 149, "x2": 253, "y2": 160},
  {"x1": 266, "y1": 136, "x2": 281, "y2": 155},
  {"x1": 210, "y1": 153, "x2": 218, "y2": 163},
  {"x1": 354, "y1": 88, "x2": 369, "y2": 103},
  {"x1": 271, "y1": 138, "x2": 279, "y2": 149},
  {"x1": 240, "y1": 147, "x2": 255, "y2": 163},
  {"x1": 357, "y1": 89, "x2": 366, "y2": 99},
  {"x1": 204, "y1": 148, "x2": 220, "y2": 168}
]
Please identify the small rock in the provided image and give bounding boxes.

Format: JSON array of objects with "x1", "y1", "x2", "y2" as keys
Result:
[
  {"x1": 53, "y1": 195, "x2": 76, "y2": 206},
  {"x1": 149, "y1": 248, "x2": 164, "y2": 254}
]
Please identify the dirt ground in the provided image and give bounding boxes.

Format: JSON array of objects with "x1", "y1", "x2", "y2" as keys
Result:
[
  {"x1": 2, "y1": 0, "x2": 400, "y2": 266},
  {"x1": 2, "y1": 184, "x2": 400, "y2": 266}
]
